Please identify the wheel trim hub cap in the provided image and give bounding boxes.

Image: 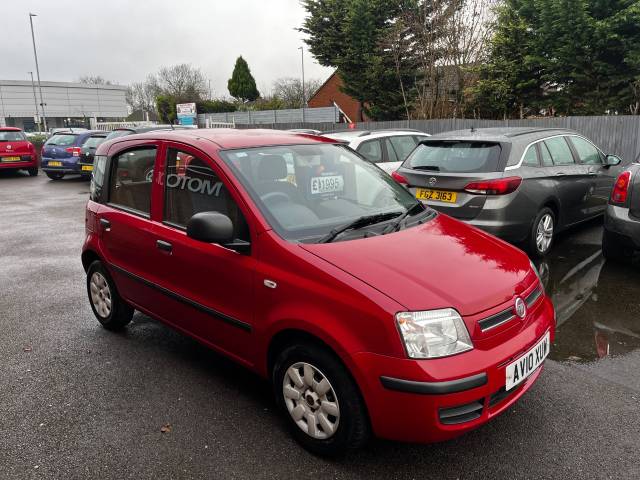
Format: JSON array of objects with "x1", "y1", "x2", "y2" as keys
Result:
[
  {"x1": 536, "y1": 214, "x2": 554, "y2": 252},
  {"x1": 90, "y1": 272, "x2": 112, "y2": 318},
  {"x1": 282, "y1": 362, "x2": 340, "y2": 439}
]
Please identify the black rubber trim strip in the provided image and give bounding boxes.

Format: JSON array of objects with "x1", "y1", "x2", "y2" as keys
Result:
[
  {"x1": 109, "y1": 264, "x2": 252, "y2": 332},
  {"x1": 380, "y1": 372, "x2": 487, "y2": 395},
  {"x1": 478, "y1": 308, "x2": 514, "y2": 332},
  {"x1": 525, "y1": 286, "x2": 543, "y2": 307}
]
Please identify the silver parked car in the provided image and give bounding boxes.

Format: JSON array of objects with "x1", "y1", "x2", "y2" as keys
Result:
[
  {"x1": 393, "y1": 127, "x2": 624, "y2": 256},
  {"x1": 603, "y1": 162, "x2": 640, "y2": 260}
]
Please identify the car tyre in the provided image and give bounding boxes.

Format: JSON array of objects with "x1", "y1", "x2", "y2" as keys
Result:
[
  {"x1": 272, "y1": 343, "x2": 370, "y2": 457},
  {"x1": 28, "y1": 167, "x2": 39, "y2": 177},
  {"x1": 46, "y1": 172, "x2": 64, "y2": 180},
  {"x1": 602, "y1": 230, "x2": 633, "y2": 261},
  {"x1": 528, "y1": 208, "x2": 556, "y2": 257},
  {"x1": 86, "y1": 260, "x2": 133, "y2": 330}
]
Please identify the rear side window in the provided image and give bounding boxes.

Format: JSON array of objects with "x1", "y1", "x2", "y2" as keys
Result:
[
  {"x1": 0, "y1": 131, "x2": 26, "y2": 141},
  {"x1": 538, "y1": 142, "x2": 554, "y2": 166},
  {"x1": 90, "y1": 155, "x2": 107, "y2": 202},
  {"x1": 544, "y1": 137, "x2": 574, "y2": 166},
  {"x1": 407, "y1": 141, "x2": 502, "y2": 173},
  {"x1": 357, "y1": 139, "x2": 383, "y2": 163},
  {"x1": 522, "y1": 146, "x2": 539, "y2": 167},
  {"x1": 108, "y1": 147, "x2": 157, "y2": 216},
  {"x1": 569, "y1": 136, "x2": 602, "y2": 165},
  {"x1": 82, "y1": 135, "x2": 107, "y2": 149},
  {"x1": 388, "y1": 136, "x2": 418, "y2": 162},
  {"x1": 45, "y1": 134, "x2": 77, "y2": 146}
]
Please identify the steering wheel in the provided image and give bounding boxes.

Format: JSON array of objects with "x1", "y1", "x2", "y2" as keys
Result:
[{"x1": 260, "y1": 191, "x2": 291, "y2": 204}]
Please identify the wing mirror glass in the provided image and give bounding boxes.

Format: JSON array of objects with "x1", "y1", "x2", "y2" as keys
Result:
[{"x1": 605, "y1": 155, "x2": 622, "y2": 166}]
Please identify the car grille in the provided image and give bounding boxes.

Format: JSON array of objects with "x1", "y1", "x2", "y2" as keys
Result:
[
  {"x1": 488, "y1": 384, "x2": 521, "y2": 408},
  {"x1": 478, "y1": 284, "x2": 544, "y2": 332},
  {"x1": 438, "y1": 400, "x2": 484, "y2": 425}
]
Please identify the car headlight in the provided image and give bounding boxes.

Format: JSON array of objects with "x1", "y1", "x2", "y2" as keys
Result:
[{"x1": 396, "y1": 308, "x2": 473, "y2": 359}]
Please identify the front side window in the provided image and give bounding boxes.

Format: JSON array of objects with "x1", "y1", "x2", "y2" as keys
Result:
[
  {"x1": 357, "y1": 139, "x2": 383, "y2": 163},
  {"x1": 221, "y1": 144, "x2": 424, "y2": 242},
  {"x1": 108, "y1": 147, "x2": 156, "y2": 215},
  {"x1": 570, "y1": 136, "x2": 602, "y2": 165},
  {"x1": 164, "y1": 149, "x2": 249, "y2": 241},
  {"x1": 544, "y1": 137, "x2": 574, "y2": 166},
  {"x1": 406, "y1": 141, "x2": 502, "y2": 173}
]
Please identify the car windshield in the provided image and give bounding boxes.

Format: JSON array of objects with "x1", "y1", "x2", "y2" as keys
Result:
[
  {"x1": 105, "y1": 130, "x2": 134, "y2": 140},
  {"x1": 0, "y1": 131, "x2": 26, "y2": 142},
  {"x1": 221, "y1": 144, "x2": 426, "y2": 242},
  {"x1": 406, "y1": 141, "x2": 502, "y2": 173},
  {"x1": 45, "y1": 134, "x2": 77, "y2": 146}
]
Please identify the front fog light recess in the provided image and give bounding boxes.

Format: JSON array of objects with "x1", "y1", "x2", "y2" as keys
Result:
[{"x1": 396, "y1": 308, "x2": 473, "y2": 359}]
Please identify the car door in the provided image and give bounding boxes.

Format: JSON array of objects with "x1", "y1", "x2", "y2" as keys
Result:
[
  {"x1": 96, "y1": 140, "x2": 163, "y2": 310},
  {"x1": 567, "y1": 135, "x2": 618, "y2": 215},
  {"x1": 151, "y1": 142, "x2": 256, "y2": 362},
  {"x1": 542, "y1": 136, "x2": 589, "y2": 226}
]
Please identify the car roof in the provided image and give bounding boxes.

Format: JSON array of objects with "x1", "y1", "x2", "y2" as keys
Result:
[
  {"x1": 106, "y1": 128, "x2": 339, "y2": 150},
  {"x1": 51, "y1": 129, "x2": 102, "y2": 136},
  {"x1": 0, "y1": 127, "x2": 23, "y2": 132},
  {"x1": 323, "y1": 129, "x2": 429, "y2": 141},
  {"x1": 428, "y1": 127, "x2": 577, "y2": 143}
]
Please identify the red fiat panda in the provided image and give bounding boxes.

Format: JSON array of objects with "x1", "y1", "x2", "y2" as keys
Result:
[
  {"x1": 0, "y1": 127, "x2": 39, "y2": 176},
  {"x1": 82, "y1": 129, "x2": 555, "y2": 456}
]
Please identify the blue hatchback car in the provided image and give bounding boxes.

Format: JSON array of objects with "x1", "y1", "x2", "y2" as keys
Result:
[{"x1": 41, "y1": 130, "x2": 107, "y2": 180}]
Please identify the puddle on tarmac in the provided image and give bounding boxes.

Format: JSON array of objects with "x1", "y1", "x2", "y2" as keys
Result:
[{"x1": 533, "y1": 231, "x2": 640, "y2": 363}]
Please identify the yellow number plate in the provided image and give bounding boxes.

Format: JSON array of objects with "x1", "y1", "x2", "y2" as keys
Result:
[
  {"x1": 415, "y1": 188, "x2": 457, "y2": 203},
  {"x1": 81, "y1": 165, "x2": 93, "y2": 171},
  {"x1": 48, "y1": 161, "x2": 62, "y2": 167},
  {"x1": 1, "y1": 156, "x2": 21, "y2": 162}
]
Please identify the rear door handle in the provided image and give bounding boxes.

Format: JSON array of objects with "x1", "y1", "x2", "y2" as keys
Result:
[
  {"x1": 556, "y1": 172, "x2": 566, "y2": 176},
  {"x1": 156, "y1": 240, "x2": 173, "y2": 253},
  {"x1": 99, "y1": 218, "x2": 111, "y2": 231}
]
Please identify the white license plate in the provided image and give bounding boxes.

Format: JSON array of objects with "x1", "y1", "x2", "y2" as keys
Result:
[
  {"x1": 310, "y1": 175, "x2": 344, "y2": 195},
  {"x1": 505, "y1": 331, "x2": 550, "y2": 391}
]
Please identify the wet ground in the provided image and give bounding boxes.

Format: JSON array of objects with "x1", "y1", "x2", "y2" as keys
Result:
[{"x1": 1, "y1": 170, "x2": 639, "y2": 479}]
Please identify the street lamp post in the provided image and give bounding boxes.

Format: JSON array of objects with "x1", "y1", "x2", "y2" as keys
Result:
[
  {"x1": 298, "y1": 46, "x2": 305, "y2": 123},
  {"x1": 28, "y1": 71, "x2": 40, "y2": 131},
  {"x1": 29, "y1": 13, "x2": 48, "y2": 132}
]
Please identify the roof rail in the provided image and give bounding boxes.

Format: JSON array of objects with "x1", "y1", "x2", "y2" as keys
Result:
[
  {"x1": 372, "y1": 128, "x2": 425, "y2": 134},
  {"x1": 503, "y1": 127, "x2": 572, "y2": 138},
  {"x1": 322, "y1": 130, "x2": 371, "y2": 137}
]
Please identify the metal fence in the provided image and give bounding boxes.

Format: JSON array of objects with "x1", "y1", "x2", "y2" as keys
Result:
[
  {"x1": 198, "y1": 106, "x2": 339, "y2": 126},
  {"x1": 231, "y1": 116, "x2": 640, "y2": 164}
]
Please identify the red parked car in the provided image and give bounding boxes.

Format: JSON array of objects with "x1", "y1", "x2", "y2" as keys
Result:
[
  {"x1": 0, "y1": 127, "x2": 39, "y2": 176},
  {"x1": 82, "y1": 129, "x2": 555, "y2": 455}
]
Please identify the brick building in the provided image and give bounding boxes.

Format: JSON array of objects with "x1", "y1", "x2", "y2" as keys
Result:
[{"x1": 307, "y1": 71, "x2": 368, "y2": 123}]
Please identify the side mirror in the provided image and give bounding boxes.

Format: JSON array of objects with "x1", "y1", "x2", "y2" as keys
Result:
[
  {"x1": 187, "y1": 212, "x2": 234, "y2": 244},
  {"x1": 605, "y1": 155, "x2": 622, "y2": 167}
]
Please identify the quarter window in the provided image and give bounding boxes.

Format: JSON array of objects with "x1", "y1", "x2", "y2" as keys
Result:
[
  {"x1": 522, "y1": 146, "x2": 539, "y2": 167},
  {"x1": 570, "y1": 136, "x2": 602, "y2": 165},
  {"x1": 388, "y1": 136, "x2": 418, "y2": 162},
  {"x1": 544, "y1": 137, "x2": 574, "y2": 166},
  {"x1": 163, "y1": 148, "x2": 249, "y2": 241},
  {"x1": 108, "y1": 147, "x2": 156, "y2": 215},
  {"x1": 357, "y1": 139, "x2": 383, "y2": 163}
]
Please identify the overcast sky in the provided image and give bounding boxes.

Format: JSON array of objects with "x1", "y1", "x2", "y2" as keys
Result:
[{"x1": 4, "y1": 0, "x2": 333, "y2": 97}]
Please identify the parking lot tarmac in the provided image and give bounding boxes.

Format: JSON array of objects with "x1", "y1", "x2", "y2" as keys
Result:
[{"x1": 1, "y1": 171, "x2": 639, "y2": 480}]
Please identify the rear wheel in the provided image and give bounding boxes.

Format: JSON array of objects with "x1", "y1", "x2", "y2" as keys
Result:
[
  {"x1": 272, "y1": 343, "x2": 370, "y2": 456},
  {"x1": 86, "y1": 260, "x2": 133, "y2": 330},
  {"x1": 528, "y1": 208, "x2": 555, "y2": 257},
  {"x1": 602, "y1": 229, "x2": 633, "y2": 261},
  {"x1": 46, "y1": 172, "x2": 64, "y2": 180},
  {"x1": 28, "y1": 167, "x2": 38, "y2": 177}
]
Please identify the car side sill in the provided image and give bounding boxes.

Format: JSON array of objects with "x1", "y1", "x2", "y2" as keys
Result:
[
  {"x1": 380, "y1": 372, "x2": 487, "y2": 395},
  {"x1": 109, "y1": 264, "x2": 252, "y2": 332}
]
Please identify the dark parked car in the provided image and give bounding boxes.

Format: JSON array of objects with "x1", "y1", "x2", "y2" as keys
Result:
[
  {"x1": 41, "y1": 130, "x2": 105, "y2": 180},
  {"x1": 77, "y1": 132, "x2": 108, "y2": 174},
  {"x1": 392, "y1": 127, "x2": 624, "y2": 256},
  {"x1": 602, "y1": 162, "x2": 640, "y2": 260}
]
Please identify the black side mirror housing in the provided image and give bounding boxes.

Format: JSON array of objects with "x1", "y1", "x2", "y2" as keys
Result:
[
  {"x1": 605, "y1": 154, "x2": 622, "y2": 167},
  {"x1": 187, "y1": 212, "x2": 234, "y2": 244}
]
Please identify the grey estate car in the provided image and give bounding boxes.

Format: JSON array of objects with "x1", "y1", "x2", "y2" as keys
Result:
[
  {"x1": 603, "y1": 162, "x2": 640, "y2": 260},
  {"x1": 394, "y1": 127, "x2": 624, "y2": 256}
]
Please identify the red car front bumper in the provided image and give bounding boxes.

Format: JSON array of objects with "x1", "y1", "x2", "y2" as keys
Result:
[{"x1": 350, "y1": 296, "x2": 555, "y2": 443}]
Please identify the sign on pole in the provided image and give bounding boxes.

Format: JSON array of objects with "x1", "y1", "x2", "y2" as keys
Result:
[{"x1": 176, "y1": 103, "x2": 197, "y2": 126}]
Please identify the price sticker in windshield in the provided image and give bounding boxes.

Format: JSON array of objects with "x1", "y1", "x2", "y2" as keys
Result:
[{"x1": 310, "y1": 175, "x2": 344, "y2": 195}]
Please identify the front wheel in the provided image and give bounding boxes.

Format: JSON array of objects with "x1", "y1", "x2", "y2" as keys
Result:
[
  {"x1": 528, "y1": 208, "x2": 556, "y2": 257},
  {"x1": 272, "y1": 343, "x2": 370, "y2": 456},
  {"x1": 46, "y1": 171, "x2": 64, "y2": 180},
  {"x1": 86, "y1": 260, "x2": 133, "y2": 330}
]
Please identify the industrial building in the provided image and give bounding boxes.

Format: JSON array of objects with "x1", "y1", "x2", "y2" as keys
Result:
[{"x1": 0, "y1": 79, "x2": 128, "y2": 131}]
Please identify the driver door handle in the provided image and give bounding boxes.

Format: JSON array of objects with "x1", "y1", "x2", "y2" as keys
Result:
[
  {"x1": 99, "y1": 218, "x2": 111, "y2": 231},
  {"x1": 156, "y1": 240, "x2": 173, "y2": 253}
]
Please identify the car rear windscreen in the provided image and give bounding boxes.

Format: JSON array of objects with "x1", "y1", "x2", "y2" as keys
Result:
[
  {"x1": 45, "y1": 134, "x2": 77, "y2": 146},
  {"x1": 105, "y1": 130, "x2": 133, "y2": 140},
  {"x1": 406, "y1": 141, "x2": 502, "y2": 173},
  {"x1": 0, "y1": 131, "x2": 26, "y2": 141},
  {"x1": 82, "y1": 135, "x2": 107, "y2": 148}
]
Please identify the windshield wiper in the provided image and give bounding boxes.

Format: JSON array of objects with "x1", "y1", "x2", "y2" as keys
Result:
[
  {"x1": 382, "y1": 202, "x2": 426, "y2": 234},
  {"x1": 411, "y1": 165, "x2": 440, "y2": 171},
  {"x1": 318, "y1": 212, "x2": 402, "y2": 244}
]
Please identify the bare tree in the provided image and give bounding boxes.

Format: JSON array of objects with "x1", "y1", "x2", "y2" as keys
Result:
[
  {"x1": 153, "y1": 64, "x2": 208, "y2": 101},
  {"x1": 126, "y1": 76, "x2": 159, "y2": 120},
  {"x1": 272, "y1": 77, "x2": 323, "y2": 108},
  {"x1": 78, "y1": 75, "x2": 114, "y2": 85}
]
